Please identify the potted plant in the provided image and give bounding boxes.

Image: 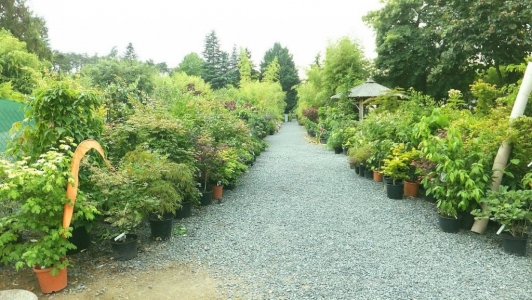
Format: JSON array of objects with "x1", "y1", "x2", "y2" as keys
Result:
[
  {"x1": 327, "y1": 129, "x2": 344, "y2": 154},
  {"x1": 350, "y1": 143, "x2": 374, "y2": 178},
  {"x1": 0, "y1": 147, "x2": 89, "y2": 293},
  {"x1": 381, "y1": 144, "x2": 418, "y2": 199},
  {"x1": 472, "y1": 186, "x2": 532, "y2": 256},
  {"x1": 193, "y1": 134, "x2": 223, "y2": 206},
  {"x1": 404, "y1": 152, "x2": 422, "y2": 197}
]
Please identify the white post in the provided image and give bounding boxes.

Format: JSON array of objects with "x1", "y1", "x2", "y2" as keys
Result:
[{"x1": 471, "y1": 62, "x2": 532, "y2": 234}]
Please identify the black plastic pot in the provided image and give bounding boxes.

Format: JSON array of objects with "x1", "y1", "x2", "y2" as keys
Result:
[
  {"x1": 438, "y1": 215, "x2": 462, "y2": 233},
  {"x1": 354, "y1": 166, "x2": 360, "y2": 174},
  {"x1": 174, "y1": 201, "x2": 192, "y2": 219},
  {"x1": 225, "y1": 183, "x2": 236, "y2": 191},
  {"x1": 343, "y1": 148, "x2": 348, "y2": 155},
  {"x1": 358, "y1": 164, "x2": 366, "y2": 177},
  {"x1": 501, "y1": 234, "x2": 528, "y2": 256},
  {"x1": 364, "y1": 170, "x2": 373, "y2": 179},
  {"x1": 334, "y1": 146, "x2": 343, "y2": 154},
  {"x1": 384, "y1": 176, "x2": 403, "y2": 186},
  {"x1": 149, "y1": 216, "x2": 173, "y2": 240},
  {"x1": 424, "y1": 192, "x2": 436, "y2": 203},
  {"x1": 201, "y1": 190, "x2": 213, "y2": 206},
  {"x1": 67, "y1": 226, "x2": 90, "y2": 255},
  {"x1": 110, "y1": 234, "x2": 138, "y2": 261},
  {"x1": 386, "y1": 183, "x2": 404, "y2": 199},
  {"x1": 460, "y1": 211, "x2": 475, "y2": 230},
  {"x1": 320, "y1": 138, "x2": 327, "y2": 144}
]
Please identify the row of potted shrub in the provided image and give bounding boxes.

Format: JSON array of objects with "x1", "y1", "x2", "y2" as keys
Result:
[
  {"x1": 0, "y1": 76, "x2": 283, "y2": 293},
  {"x1": 298, "y1": 83, "x2": 532, "y2": 257}
]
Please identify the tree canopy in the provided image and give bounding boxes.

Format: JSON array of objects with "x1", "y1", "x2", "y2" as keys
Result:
[
  {"x1": 364, "y1": 0, "x2": 532, "y2": 99},
  {"x1": 260, "y1": 43, "x2": 300, "y2": 113},
  {"x1": 0, "y1": 0, "x2": 52, "y2": 61}
]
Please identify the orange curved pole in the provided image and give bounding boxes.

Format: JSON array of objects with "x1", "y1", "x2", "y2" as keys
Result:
[{"x1": 62, "y1": 139, "x2": 114, "y2": 231}]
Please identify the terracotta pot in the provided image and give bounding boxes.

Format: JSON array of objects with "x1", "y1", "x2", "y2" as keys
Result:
[
  {"x1": 212, "y1": 185, "x2": 223, "y2": 200},
  {"x1": 33, "y1": 266, "x2": 68, "y2": 294},
  {"x1": 404, "y1": 181, "x2": 420, "y2": 197},
  {"x1": 373, "y1": 171, "x2": 383, "y2": 182}
]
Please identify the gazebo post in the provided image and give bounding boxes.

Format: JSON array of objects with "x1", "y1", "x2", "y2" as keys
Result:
[{"x1": 359, "y1": 99, "x2": 364, "y2": 121}]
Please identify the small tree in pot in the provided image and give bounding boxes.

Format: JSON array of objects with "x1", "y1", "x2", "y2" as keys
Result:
[
  {"x1": 193, "y1": 134, "x2": 223, "y2": 205},
  {"x1": 472, "y1": 186, "x2": 532, "y2": 255},
  {"x1": 0, "y1": 144, "x2": 98, "y2": 293}
]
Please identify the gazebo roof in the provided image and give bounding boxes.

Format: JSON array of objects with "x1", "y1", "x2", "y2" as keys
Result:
[{"x1": 331, "y1": 79, "x2": 391, "y2": 99}]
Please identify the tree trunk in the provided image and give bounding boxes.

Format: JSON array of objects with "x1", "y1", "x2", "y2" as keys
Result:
[
  {"x1": 471, "y1": 62, "x2": 532, "y2": 234},
  {"x1": 359, "y1": 99, "x2": 364, "y2": 121},
  {"x1": 494, "y1": 61, "x2": 504, "y2": 86}
]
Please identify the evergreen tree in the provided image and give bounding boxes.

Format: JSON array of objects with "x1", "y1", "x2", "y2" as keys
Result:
[
  {"x1": 123, "y1": 42, "x2": 138, "y2": 62},
  {"x1": 226, "y1": 45, "x2": 239, "y2": 86},
  {"x1": 260, "y1": 43, "x2": 300, "y2": 113},
  {"x1": 245, "y1": 48, "x2": 260, "y2": 80},
  {"x1": 0, "y1": 0, "x2": 52, "y2": 61},
  {"x1": 201, "y1": 30, "x2": 229, "y2": 89},
  {"x1": 238, "y1": 48, "x2": 252, "y2": 86}
]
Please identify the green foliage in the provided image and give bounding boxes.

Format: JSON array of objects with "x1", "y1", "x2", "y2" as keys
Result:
[
  {"x1": 322, "y1": 37, "x2": 368, "y2": 95},
  {"x1": 470, "y1": 80, "x2": 501, "y2": 115},
  {"x1": 0, "y1": 145, "x2": 93, "y2": 274},
  {"x1": 0, "y1": 29, "x2": 44, "y2": 95},
  {"x1": 8, "y1": 79, "x2": 103, "y2": 159},
  {"x1": 0, "y1": 0, "x2": 52, "y2": 60},
  {"x1": 178, "y1": 52, "x2": 204, "y2": 77},
  {"x1": 349, "y1": 142, "x2": 375, "y2": 166},
  {"x1": 0, "y1": 81, "x2": 24, "y2": 102},
  {"x1": 201, "y1": 31, "x2": 232, "y2": 89},
  {"x1": 102, "y1": 104, "x2": 194, "y2": 166},
  {"x1": 90, "y1": 148, "x2": 193, "y2": 230},
  {"x1": 419, "y1": 126, "x2": 491, "y2": 217},
  {"x1": 81, "y1": 54, "x2": 158, "y2": 103},
  {"x1": 364, "y1": 0, "x2": 531, "y2": 99},
  {"x1": 217, "y1": 147, "x2": 248, "y2": 186},
  {"x1": 472, "y1": 186, "x2": 532, "y2": 237},
  {"x1": 262, "y1": 57, "x2": 280, "y2": 83},
  {"x1": 260, "y1": 43, "x2": 300, "y2": 112},
  {"x1": 381, "y1": 144, "x2": 419, "y2": 183}
]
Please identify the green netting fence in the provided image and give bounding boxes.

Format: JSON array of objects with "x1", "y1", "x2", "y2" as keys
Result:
[{"x1": 0, "y1": 98, "x2": 25, "y2": 153}]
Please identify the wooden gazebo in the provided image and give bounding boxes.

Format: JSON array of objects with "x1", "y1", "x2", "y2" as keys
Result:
[{"x1": 331, "y1": 79, "x2": 391, "y2": 121}]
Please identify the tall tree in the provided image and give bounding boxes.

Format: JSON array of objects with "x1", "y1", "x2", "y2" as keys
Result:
[
  {"x1": 178, "y1": 52, "x2": 204, "y2": 77},
  {"x1": 365, "y1": 0, "x2": 532, "y2": 99},
  {"x1": 238, "y1": 48, "x2": 252, "y2": 86},
  {"x1": 0, "y1": 0, "x2": 52, "y2": 60},
  {"x1": 322, "y1": 37, "x2": 368, "y2": 96},
  {"x1": 260, "y1": 43, "x2": 300, "y2": 112},
  {"x1": 201, "y1": 30, "x2": 229, "y2": 89},
  {"x1": 226, "y1": 45, "x2": 240, "y2": 87},
  {"x1": 123, "y1": 42, "x2": 138, "y2": 62},
  {"x1": 364, "y1": 0, "x2": 436, "y2": 94},
  {"x1": 262, "y1": 57, "x2": 280, "y2": 83},
  {"x1": 435, "y1": 0, "x2": 532, "y2": 84},
  {"x1": 0, "y1": 30, "x2": 43, "y2": 94},
  {"x1": 245, "y1": 48, "x2": 260, "y2": 80}
]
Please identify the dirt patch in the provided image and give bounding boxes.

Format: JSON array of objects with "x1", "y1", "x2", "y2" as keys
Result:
[{"x1": 0, "y1": 262, "x2": 226, "y2": 300}]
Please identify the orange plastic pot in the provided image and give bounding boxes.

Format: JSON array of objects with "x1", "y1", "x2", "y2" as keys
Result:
[
  {"x1": 373, "y1": 171, "x2": 383, "y2": 182},
  {"x1": 212, "y1": 185, "x2": 223, "y2": 200},
  {"x1": 33, "y1": 266, "x2": 68, "y2": 294},
  {"x1": 404, "y1": 181, "x2": 420, "y2": 197}
]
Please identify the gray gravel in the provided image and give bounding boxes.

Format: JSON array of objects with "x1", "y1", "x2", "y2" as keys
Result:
[{"x1": 144, "y1": 122, "x2": 532, "y2": 299}]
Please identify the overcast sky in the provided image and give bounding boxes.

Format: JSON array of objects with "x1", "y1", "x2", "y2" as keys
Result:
[{"x1": 27, "y1": 0, "x2": 383, "y2": 73}]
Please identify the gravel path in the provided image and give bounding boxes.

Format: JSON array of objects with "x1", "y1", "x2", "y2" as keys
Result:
[{"x1": 163, "y1": 121, "x2": 532, "y2": 299}]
